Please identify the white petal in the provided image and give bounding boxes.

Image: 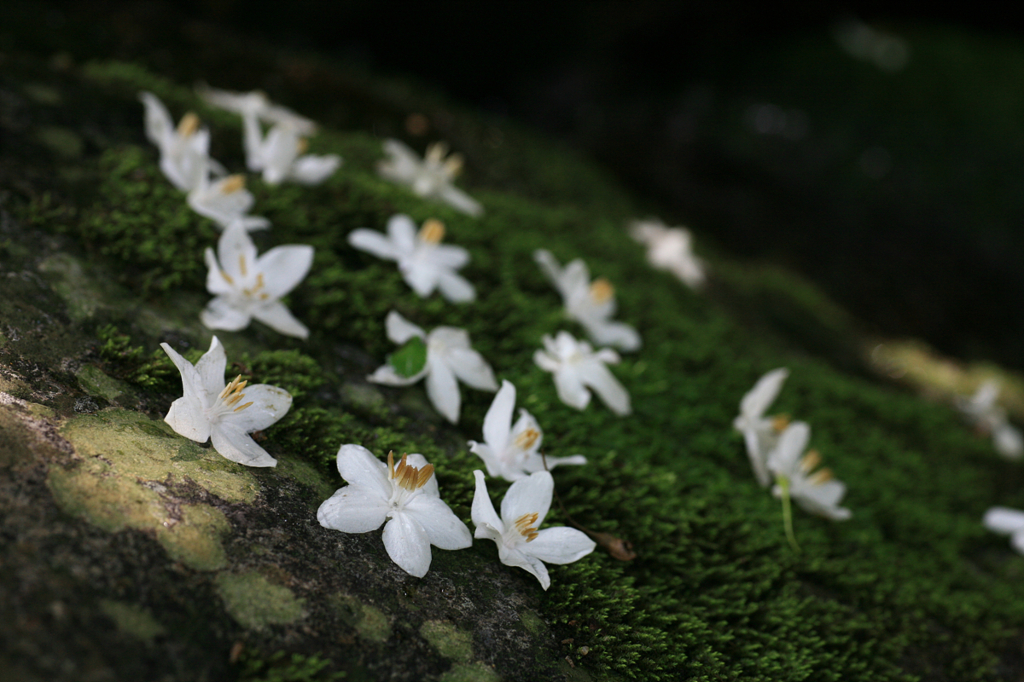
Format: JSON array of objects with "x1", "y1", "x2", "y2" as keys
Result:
[
  {"x1": 533, "y1": 348, "x2": 561, "y2": 373},
  {"x1": 385, "y1": 310, "x2": 425, "y2": 344},
  {"x1": 427, "y1": 244, "x2": 470, "y2": 269},
  {"x1": 437, "y1": 184, "x2": 483, "y2": 216},
  {"x1": 533, "y1": 250, "x2": 563, "y2": 290},
  {"x1": 740, "y1": 368, "x2": 789, "y2": 421},
  {"x1": 241, "y1": 111, "x2": 266, "y2": 170},
  {"x1": 446, "y1": 348, "x2": 497, "y2": 392},
  {"x1": 201, "y1": 297, "x2": 252, "y2": 332},
  {"x1": 743, "y1": 427, "x2": 773, "y2": 488},
  {"x1": 428, "y1": 326, "x2": 471, "y2": 349},
  {"x1": 256, "y1": 245, "x2": 314, "y2": 298},
  {"x1": 218, "y1": 222, "x2": 260, "y2": 283},
  {"x1": 994, "y1": 423, "x2": 1024, "y2": 459},
  {"x1": 290, "y1": 154, "x2": 341, "y2": 184},
  {"x1": 471, "y1": 470, "x2": 503, "y2": 533},
  {"x1": 498, "y1": 544, "x2": 551, "y2": 590},
  {"x1": 402, "y1": 453, "x2": 440, "y2": 498},
  {"x1": 139, "y1": 91, "x2": 172, "y2": 147},
  {"x1": 523, "y1": 453, "x2": 587, "y2": 476},
  {"x1": 501, "y1": 470, "x2": 553, "y2": 527},
  {"x1": 382, "y1": 513, "x2": 433, "y2": 577},
  {"x1": 1011, "y1": 531, "x2": 1024, "y2": 555},
  {"x1": 584, "y1": 320, "x2": 641, "y2": 352},
  {"x1": 401, "y1": 261, "x2": 440, "y2": 297},
  {"x1": 223, "y1": 384, "x2": 292, "y2": 432},
  {"x1": 210, "y1": 423, "x2": 277, "y2": 467},
  {"x1": 205, "y1": 248, "x2": 234, "y2": 296},
  {"x1": 367, "y1": 363, "x2": 425, "y2": 386},
  {"x1": 252, "y1": 301, "x2": 309, "y2": 339},
  {"x1": 468, "y1": 442, "x2": 502, "y2": 478},
  {"x1": 160, "y1": 342, "x2": 206, "y2": 406},
  {"x1": 559, "y1": 260, "x2": 591, "y2": 301},
  {"x1": 426, "y1": 356, "x2": 461, "y2": 423},
  {"x1": 404, "y1": 496, "x2": 472, "y2": 550},
  {"x1": 335, "y1": 444, "x2": 391, "y2": 500},
  {"x1": 983, "y1": 507, "x2": 1024, "y2": 535},
  {"x1": 194, "y1": 336, "x2": 229, "y2": 400},
  {"x1": 317, "y1": 486, "x2": 390, "y2": 533},
  {"x1": 766, "y1": 421, "x2": 811, "y2": 477},
  {"x1": 482, "y1": 381, "x2": 516, "y2": 454},
  {"x1": 164, "y1": 396, "x2": 210, "y2": 443},
  {"x1": 578, "y1": 359, "x2": 631, "y2": 416},
  {"x1": 553, "y1": 367, "x2": 592, "y2": 411},
  {"x1": 387, "y1": 214, "x2": 418, "y2": 255},
  {"x1": 794, "y1": 480, "x2": 850, "y2": 520},
  {"x1": 435, "y1": 270, "x2": 476, "y2": 303},
  {"x1": 348, "y1": 228, "x2": 400, "y2": 261},
  {"x1": 524, "y1": 527, "x2": 596, "y2": 564}
]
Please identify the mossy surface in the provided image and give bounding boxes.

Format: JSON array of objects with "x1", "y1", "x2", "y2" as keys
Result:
[{"x1": 2, "y1": 28, "x2": 1024, "y2": 682}]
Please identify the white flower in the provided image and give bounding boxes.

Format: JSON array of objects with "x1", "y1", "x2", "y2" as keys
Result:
[
  {"x1": 957, "y1": 380, "x2": 1023, "y2": 460},
  {"x1": 767, "y1": 421, "x2": 851, "y2": 521},
  {"x1": 348, "y1": 215, "x2": 475, "y2": 303},
  {"x1": 186, "y1": 160, "x2": 270, "y2": 231},
  {"x1": 202, "y1": 221, "x2": 313, "y2": 338},
  {"x1": 196, "y1": 84, "x2": 317, "y2": 134},
  {"x1": 983, "y1": 507, "x2": 1024, "y2": 554},
  {"x1": 368, "y1": 311, "x2": 497, "y2": 423},
  {"x1": 533, "y1": 250, "x2": 641, "y2": 352},
  {"x1": 471, "y1": 470, "x2": 595, "y2": 590},
  {"x1": 249, "y1": 122, "x2": 341, "y2": 186},
  {"x1": 317, "y1": 445, "x2": 472, "y2": 578},
  {"x1": 533, "y1": 331, "x2": 631, "y2": 416},
  {"x1": 732, "y1": 368, "x2": 790, "y2": 488},
  {"x1": 469, "y1": 380, "x2": 587, "y2": 481},
  {"x1": 139, "y1": 91, "x2": 222, "y2": 192},
  {"x1": 377, "y1": 139, "x2": 483, "y2": 217},
  {"x1": 629, "y1": 218, "x2": 706, "y2": 289},
  {"x1": 161, "y1": 336, "x2": 292, "y2": 467}
]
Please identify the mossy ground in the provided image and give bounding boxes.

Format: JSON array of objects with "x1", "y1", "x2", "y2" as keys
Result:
[{"x1": 2, "y1": 30, "x2": 1024, "y2": 682}]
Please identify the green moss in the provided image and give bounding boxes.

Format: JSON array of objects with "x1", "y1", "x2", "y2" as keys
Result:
[
  {"x1": 98, "y1": 599, "x2": 166, "y2": 642},
  {"x1": 330, "y1": 594, "x2": 391, "y2": 643},
  {"x1": 238, "y1": 650, "x2": 345, "y2": 682},
  {"x1": 215, "y1": 571, "x2": 306, "y2": 630},
  {"x1": 419, "y1": 620, "x2": 473, "y2": 662},
  {"x1": 437, "y1": 662, "x2": 501, "y2": 682},
  {"x1": 76, "y1": 364, "x2": 127, "y2": 402}
]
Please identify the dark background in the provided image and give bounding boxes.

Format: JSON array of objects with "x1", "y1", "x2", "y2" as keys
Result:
[{"x1": 5, "y1": 1, "x2": 1024, "y2": 371}]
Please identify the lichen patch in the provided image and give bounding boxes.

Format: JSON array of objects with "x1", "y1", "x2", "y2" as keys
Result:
[{"x1": 215, "y1": 571, "x2": 306, "y2": 630}]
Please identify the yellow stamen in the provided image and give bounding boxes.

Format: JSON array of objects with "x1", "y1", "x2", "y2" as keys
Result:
[
  {"x1": 296, "y1": 138, "x2": 309, "y2": 154},
  {"x1": 419, "y1": 219, "x2": 446, "y2": 244},
  {"x1": 425, "y1": 142, "x2": 448, "y2": 164},
  {"x1": 388, "y1": 452, "x2": 433, "y2": 491},
  {"x1": 219, "y1": 375, "x2": 245, "y2": 400},
  {"x1": 220, "y1": 270, "x2": 235, "y2": 285},
  {"x1": 514, "y1": 428, "x2": 540, "y2": 451},
  {"x1": 442, "y1": 153, "x2": 463, "y2": 177},
  {"x1": 238, "y1": 255, "x2": 248, "y2": 277},
  {"x1": 221, "y1": 175, "x2": 246, "y2": 194},
  {"x1": 771, "y1": 414, "x2": 790, "y2": 433},
  {"x1": 514, "y1": 512, "x2": 540, "y2": 542},
  {"x1": 233, "y1": 401, "x2": 253, "y2": 412},
  {"x1": 799, "y1": 449, "x2": 822, "y2": 474},
  {"x1": 808, "y1": 468, "x2": 834, "y2": 485},
  {"x1": 177, "y1": 112, "x2": 200, "y2": 138},
  {"x1": 589, "y1": 278, "x2": 614, "y2": 304}
]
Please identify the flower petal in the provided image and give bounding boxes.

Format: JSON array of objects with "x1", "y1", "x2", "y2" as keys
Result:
[
  {"x1": 500, "y1": 470, "x2": 553, "y2": 527},
  {"x1": 446, "y1": 347, "x2": 497, "y2": 392},
  {"x1": 223, "y1": 384, "x2": 292, "y2": 432},
  {"x1": 578, "y1": 359, "x2": 631, "y2": 415},
  {"x1": 194, "y1": 336, "x2": 229, "y2": 401},
  {"x1": 426, "y1": 355, "x2": 461, "y2": 423},
  {"x1": 524, "y1": 527, "x2": 596, "y2": 565},
  {"x1": 216, "y1": 220, "x2": 260, "y2": 283},
  {"x1": 983, "y1": 507, "x2": 1024, "y2": 535},
  {"x1": 471, "y1": 470, "x2": 503, "y2": 534},
  {"x1": 497, "y1": 544, "x2": 551, "y2": 590},
  {"x1": 482, "y1": 381, "x2": 516, "y2": 455},
  {"x1": 290, "y1": 154, "x2": 341, "y2": 185},
  {"x1": 252, "y1": 301, "x2": 309, "y2": 339},
  {"x1": 160, "y1": 342, "x2": 206, "y2": 407},
  {"x1": 740, "y1": 368, "x2": 789, "y2": 421},
  {"x1": 427, "y1": 244, "x2": 471, "y2": 269},
  {"x1": 387, "y1": 214, "x2": 418, "y2": 255},
  {"x1": 404, "y1": 495, "x2": 472, "y2": 550},
  {"x1": 382, "y1": 513, "x2": 433, "y2": 577},
  {"x1": 533, "y1": 250, "x2": 563, "y2": 291},
  {"x1": 317, "y1": 485, "x2": 390, "y2": 533},
  {"x1": 210, "y1": 422, "x2": 277, "y2": 467},
  {"x1": 385, "y1": 310, "x2": 425, "y2": 344},
  {"x1": 435, "y1": 269, "x2": 476, "y2": 303},
  {"x1": 201, "y1": 297, "x2": 253, "y2": 332},
  {"x1": 256, "y1": 245, "x2": 314, "y2": 298},
  {"x1": 205, "y1": 248, "x2": 234, "y2": 296},
  {"x1": 766, "y1": 421, "x2": 810, "y2": 477},
  {"x1": 348, "y1": 228, "x2": 400, "y2": 261},
  {"x1": 403, "y1": 453, "x2": 440, "y2": 498},
  {"x1": 335, "y1": 444, "x2": 391, "y2": 500},
  {"x1": 553, "y1": 367, "x2": 592, "y2": 411},
  {"x1": 164, "y1": 396, "x2": 211, "y2": 443},
  {"x1": 584, "y1": 320, "x2": 641, "y2": 352},
  {"x1": 401, "y1": 259, "x2": 440, "y2": 297},
  {"x1": 437, "y1": 184, "x2": 483, "y2": 217},
  {"x1": 368, "y1": 363, "x2": 425, "y2": 386}
]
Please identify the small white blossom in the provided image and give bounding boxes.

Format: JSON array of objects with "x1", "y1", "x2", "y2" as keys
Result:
[
  {"x1": 533, "y1": 331, "x2": 630, "y2": 416},
  {"x1": 471, "y1": 470, "x2": 595, "y2": 590},
  {"x1": 767, "y1": 421, "x2": 851, "y2": 521},
  {"x1": 249, "y1": 122, "x2": 341, "y2": 186},
  {"x1": 139, "y1": 91, "x2": 222, "y2": 192},
  {"x1": 161, "y1": 336, "x2": 291, "y2": 467},
  {"x1": 318, "y1": 446, "x2": 472, "y2": 578},
  {"x1": 202, "y1": 221, "x2": 313, "y2": 338},
  {"x1": 983, "y1": 507, "x2": 1024, "y2": 554},
  {"x1": 957, "y1": 380, "x2": 1024, "y2": 460},
  {"x1": 348, "y1": 215, "x2": 475, "y2": 302},
  {"x1": 469, "y1": 380, "x2": 586, "y2": 481},
  {"x1": 732, "y1": 368, "x2": 790, "y2": 488},
  {"x1": 377, "y1": 139, "x2": 483, "y2": 217},
  {"x1": 533, "y1": 250, "x2": 640, "y2": 352},
  {"x1": 186, "y1": 159, "x2": 270, "y2": 231},
  {"x1": 369, "y1": 311, "x2": 497, "y2": 424},
  {"x1": 196, "y1": 84, "x2": 317, "y2": 134},
  {"x1": 629, "y1": 218, "x2": 706, "y2": 289}
]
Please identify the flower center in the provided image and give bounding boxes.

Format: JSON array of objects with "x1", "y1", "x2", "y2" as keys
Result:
[
  {"x1": 771, "y1": 414, "x2": 790, "y2": 433},
  {"x1": 296, "y1": 137, "x2": 308, "y2": 155},
  {"x1": 425, "y1": 142, "x2": 463, "y2": 178},
  {"x1": 177, "y1": 112, "x2": 200, "y2": 138},
  {"x1": 589, "y1": 278, "x2": 614, "y2": 304},
  {"x1": 418, "y1": 219, "x2": 446, "y2": 244},
  {"x1": 513, "y1": 428, "x2": 540, "y2": 452},
  {"x1": 221, "y1": 175, "x2": 246, "y2": 195},
  {"x1": 798, "y1": 449, "x2": 833, "y2": 485},
  {"x1": 388, "y1": 451, "x2": 434, "y2": 492},
  {"x1": 215, "y1": 375, "x2": 253, "y2": 414},
  {"x1": 513, "y1": 512, "x2": 540, "y2": 542}
]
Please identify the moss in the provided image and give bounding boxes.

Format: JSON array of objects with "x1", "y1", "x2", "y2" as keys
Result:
[
  {"x1": 98, "y1": 599, "x2": 166, "y2": 642},
  {"x1": 419, "y1": 620, "x2": 473, "y2": 662},
  {"x1": 437, "y1": 662, "x2": 501, "y2": 682},
  {"x1": 330, "y1": 594, "x2": 391, "y2": 643},
  {"x1": 76, "y1": 364, "x2": 127, "y2": 402},
  {"x1": 238, "y1": 650, "x2": 345, "y2": 682},
  {"x1": 215, "y1": 571, "x2": 306, "y2": 630}
]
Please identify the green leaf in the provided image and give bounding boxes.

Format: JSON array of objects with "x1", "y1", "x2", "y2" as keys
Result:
[{"x1": 389, "y1": 337, "x2": 427, "y2": 378}]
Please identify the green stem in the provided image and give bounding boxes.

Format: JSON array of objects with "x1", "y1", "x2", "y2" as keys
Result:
[{"x1": 777, "y1": 475, "x2": 800, "y2": 553}]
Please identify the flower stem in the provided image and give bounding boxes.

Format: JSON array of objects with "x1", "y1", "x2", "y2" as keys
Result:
[{"x1": 777, "y1": 475, "x2": 800, "y2": 553}]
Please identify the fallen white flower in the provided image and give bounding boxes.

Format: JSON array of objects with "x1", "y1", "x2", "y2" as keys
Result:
[
  {"x1": 533, "y1": 331, "x2": 631, "y2": 416},
  {"x1": 318, "y1": 446, "x2": 472, "y2": 578},
  {"x1": 202, "y1": 221, "x2": 313, "y2": 338},
  {"x1": 957, "y1": 380, "x2": 1024, "y2": 460},
  {"x1": 471, "y1": 470, "x2": 595, "y2": 590},
  {"x1": 767, "y1": 421, "x2": 851, "y2": 521},
  {"x1": 139, "y1": 91, "x2": 221, "y2": 192},
  {"x1": 161, "y1": 336, "x2": 292, "y2": 467},
  {"x1": 196, "y1": 84, "x2": 317, "y2": 134},
  {"x1": 533, "y1": 250, "x2": 640, "y2": 352},
  {"x1": 377, "y1": 139, "x2": 483, "y2": 217},
  {"x1": 732, "y1": 368, "x2": 790, "y2": 488},
  {"x1": 251, "y1": 122, "x2": 341, "y2": 186},
  {"x1": 348, "y1": 215, "x2": 475, "y2": 303},
  {"x1": 186, "y1": 159, "x2": 270, "y2": 231},
  {"x1": 629, "y1": 218, "x2": 706, "y2": 289},
  {"x1": 469, "y1": 380, "x2": 587, "y2": 481},
  {"x1": 368, "y1": 311, "x2": 497, "y2": 424},
  {"x1": 983, "y1": 506, "x2": 1024, "y2": 554}
]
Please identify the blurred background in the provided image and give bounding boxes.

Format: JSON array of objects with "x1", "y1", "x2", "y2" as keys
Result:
[{"x1": 4, "y1": 1, "x2": 1024, "y2": 372}]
